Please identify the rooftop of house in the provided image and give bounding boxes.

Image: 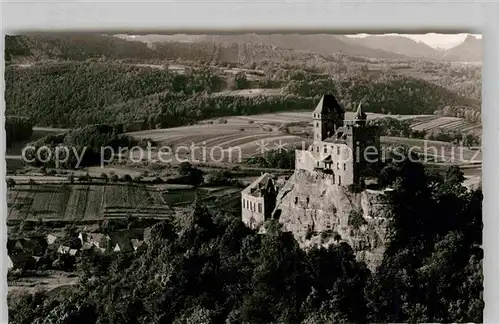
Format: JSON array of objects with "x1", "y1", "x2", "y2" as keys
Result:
[{"x1": 242, "y1": 173, "x2": 276, "y2": 198}]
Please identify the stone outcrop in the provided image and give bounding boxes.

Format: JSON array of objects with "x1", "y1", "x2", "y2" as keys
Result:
[{"x1": 272, "y1": 169, "x2": 392, "y2": 271}]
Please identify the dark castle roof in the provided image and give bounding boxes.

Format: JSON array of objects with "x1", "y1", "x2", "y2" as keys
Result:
[
  {"x1": 355, "y1": 102, "x2": 367, "y2": 120},
  {"x1": 313, "y1": 94, "x2": 344, "y2": 115}
]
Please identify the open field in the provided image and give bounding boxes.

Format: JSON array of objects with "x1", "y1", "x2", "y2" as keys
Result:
[
  {"x1": 127, "y1": 111, "x2": 421, "y2": 164},
  {"x1": 7, "y1": 183, "x2": 170, "y2": 222},
  {"x1": 410, "y1": 116, "x2": 482, "y2": 136},
  {"x1": 8, "y1": 271, "x2": 78, "y2": 295},
  {"x1": 381, "y1": 136, "x2": 482, "y2": 163},
  {"x1": 162, "y1": 186, "x2": 242, "y2": 211},
  {"x1": 7, "y1": 182, "x2": 243, "y2": 222},
  {"x1": 128, "y1": 111, "x2": 482, "y2": 166},
  {"x1": 211, "y1": 88, "x2": 283, "y2": 97}
]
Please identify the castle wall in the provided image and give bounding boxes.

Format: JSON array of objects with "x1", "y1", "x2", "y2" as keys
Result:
[
  {"x1": 310, "y1": 141, "x2": 355, "y2": 186},
  {"x1": 241, "y1": 193, "x2": 266, "y2": 229},
  {"x1": 273, "y1": 169, "x2": 390, "y2": 271},
  {"x1": 295, "y1": 149, "x2": 317, "y2": 172}
]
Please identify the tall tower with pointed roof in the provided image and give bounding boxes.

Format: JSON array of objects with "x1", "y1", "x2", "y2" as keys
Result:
[
  {"x1": 312, "y1": 94, "x2": 344, "y2": 142},
  {"x1": 354, "y1": 102, "x2": 367, "y2": 125}
]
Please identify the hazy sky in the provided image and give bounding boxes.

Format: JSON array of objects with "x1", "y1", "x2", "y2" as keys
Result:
[{"x1": 348, "y1": 33, "x2": 482, "y2": 50}]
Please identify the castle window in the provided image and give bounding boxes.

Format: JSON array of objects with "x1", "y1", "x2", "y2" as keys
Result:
[
  {"x1": 324, "y1": 147, "x2": 327, "y2": 153},
  {"x1": 337, "y1": 147, "x2": 340, "y2": 155},
  {"x1": 338, "y1": 175, "x2": 341, "y2": 185},
  {"x1": 306, "y1": 197, "x2": 309, "y2": 204},
  {"x1": 316, "y1": 122, "x2": 319, "y2": 127},
  {"x1": 317, "y1": 146, "x2": 319, "y2": 153},
  {"x1": 242, "y1": 199, "x2": 245, "y2": 208},
  {"x1": 294, "y1": 197, "x2": 298, "y2": 204},
  {"x1": 258, "y1": 203, "x2": 262, "y2": 213},
  {"x1": 343, "y1": 163, "x2": 346, "y2": 170},
  {"x1": 337, "y1": 162, "x2": 339, "y2": 170}
]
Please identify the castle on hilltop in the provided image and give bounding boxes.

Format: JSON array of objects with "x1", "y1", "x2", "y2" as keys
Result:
[
  {"x1": 242, "y1": 94, "x2": 381, "y2": 229},
  {"x1": 295, "y1": 94, "x2": 380, "y2": 186}
]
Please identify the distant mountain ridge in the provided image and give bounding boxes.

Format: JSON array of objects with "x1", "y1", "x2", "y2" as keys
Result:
[
  {"x1": 118, "y1": 33, "x2": 482, "y2": 62},
  {"x1": 340, "y1": 34, "x2": 481, "y2": 62},
  {"x1": 6, "y1": 33, "x2": 481, "y2": 65},
  {"x1": 344, "y1": 35, "x2": 440, "y2": 59},
  {"x1": 442, "y1": 35, "x2": 482, "y2": 62},
  {"x1": 116, "y1": 34, "x2": 406, "y2": 59}
]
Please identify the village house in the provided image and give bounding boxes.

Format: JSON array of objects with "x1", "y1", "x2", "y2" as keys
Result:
[
  {"x1": 79, "y1": 232, "x2": 111, "y2": 252},
  {"x1": 46, "y1": 234, "x2": 58, "y2": 245}
]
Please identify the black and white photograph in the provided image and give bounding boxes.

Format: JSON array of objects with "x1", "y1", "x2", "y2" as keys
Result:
[{"x1": 2, "y1": 2, "x2": 496, "y2": 323}]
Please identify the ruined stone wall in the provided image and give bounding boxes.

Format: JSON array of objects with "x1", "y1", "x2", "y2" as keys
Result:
[
  {"x1": 295, "y1": 149, "x2": 317, "y2": 172},
  {"x1": 273, "y1": 169, "x2": 391, "y2": 271},
  {"x1": 241, "y1": 193, "x2": 265, "y2": 230}
]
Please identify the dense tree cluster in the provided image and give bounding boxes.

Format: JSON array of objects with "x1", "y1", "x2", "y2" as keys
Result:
[
  {"x1": 10, "y1": 59, "x2": 479, "y2": 137},
  {"x1": 5, "y1": 62, "x2": 227, "y2": 128},
  {"x1": 6, "y1": 116, "x2": 33, "y2": 148},
  {"x1": 8, "y1": 160, "x2": 482, "y2": 323},
  {"x1": 25, "y1": 124, "x2": 141, "y2": 168},
  {"x1": 6, "y1": 34, "x2": 482, "y2": 131},
  {"x1": 373, "y1": 160, "x2": 482, "y2": 323},
  {"x1": 104, "y1": 93, "x2": 315, "y2": 131},
  {"x1": 5, "y1": 62, "x2": 317, "y2": 130},
  {"x1": 5, "y1": 34, "x2": 156, "y2": 62},
  {"x1": 285, "y1": 73, "x2": 479, "y2": 116},
  {"x1": 246, "y1": 149, "x2": 296, "y2": 169}
]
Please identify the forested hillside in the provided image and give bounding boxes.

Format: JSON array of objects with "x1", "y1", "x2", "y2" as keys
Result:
[
  {"x1": 5, "y1": 34, "x2": 481, "y2": 131},
  {"x1": 5, "y1": 60, "x2": 480, "y2": 129},
  {"x1": 5, "y1": 62, "x2": 222, "y2": 128},
  {"x1": 118, "y1": 33, "x2": 406, "y2": 59},
  {"x1": 284, "y1": 71, "x2": 479, "y2": 118},
  {"x1": 8, "y1": 161, "x2": 483, "y2": 323},
  {"x1": 5, "y1": 34, "x2": 361, "y2": 66}
]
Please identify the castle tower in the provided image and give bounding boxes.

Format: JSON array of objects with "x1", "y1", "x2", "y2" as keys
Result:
[
  {"x1": 354, "y1": 102, "x2": 367, "y2": 125},
  {"x1": 312, "y1": 94, "x2": 344, "y2": 142}
]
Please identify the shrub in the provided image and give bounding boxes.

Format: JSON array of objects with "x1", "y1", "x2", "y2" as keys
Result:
[
  {"x1": 152, "y1": 177, "x2": 164, "y2": 184},
  {"x1": 121, "y1": 174, "x2": 133, "y2": 182},
  {"x1": 7, "y1": 178, "x2": 16, "y2": 188},
  {"x1": 348, "y1": 209, "x2": 366, "y2": 230},
  {"x1": 305, "y1": 225, "x2": 314, "y2": 240}
]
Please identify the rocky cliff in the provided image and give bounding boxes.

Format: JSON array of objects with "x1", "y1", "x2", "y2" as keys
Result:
[{"x1": 272, "y1": 169, "x2": 392, "y2": 271}]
